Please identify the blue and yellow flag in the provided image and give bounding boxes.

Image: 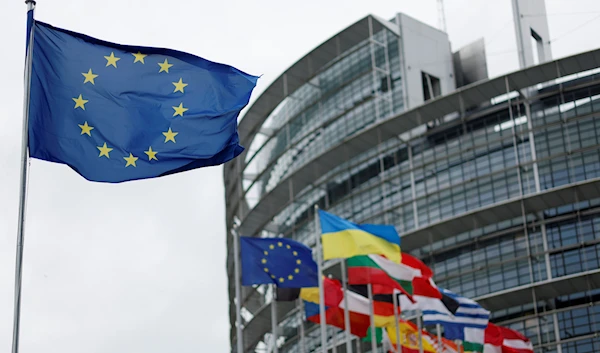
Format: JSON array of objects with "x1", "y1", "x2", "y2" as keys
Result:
[
  {"x1": 319, "y1": 210, "x2": 401, "y2": 263},
  {"x1": 27, "y1": 19, "x2": 258, "y2": 182},
  {"x1": 240, "y1": 237, "x2": 318, "y2": 288}
]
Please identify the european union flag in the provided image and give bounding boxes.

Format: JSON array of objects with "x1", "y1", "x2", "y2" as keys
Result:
[
  {"x1": 240, "y1": 237, "x2": 319, "y2": 288},
  {"x1": 27, "y1": 20, "x2": 258, "y2": 182}
]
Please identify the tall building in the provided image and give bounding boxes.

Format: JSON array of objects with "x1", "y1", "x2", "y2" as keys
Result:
[{"x1": 224, "y1": 2, "x2": 600, "y2": 352}]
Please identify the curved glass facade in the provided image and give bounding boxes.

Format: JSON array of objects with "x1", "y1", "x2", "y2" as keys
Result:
[{"x1": 225, "y1": 15, "x2": 600, "y2": 353}]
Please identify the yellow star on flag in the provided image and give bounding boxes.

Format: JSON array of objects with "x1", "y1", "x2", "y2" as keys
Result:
[
  {"x1": 81, "y1": 69, "x2": 98, "y2": 85},
  {"x1": 144, "y1": 146, "x2": 158, "y2": 161},
  {"x1": 72, "y1": 94, "x2": 88, "y2": 110},
  {"x1": 104, "y1": 52, "x2": 121, "y2": 68},
  {"x1": 172, "y1": 102, "x2": 188, "y2": 117},
  {"x1": 132, "y1": 52, "x2": 147, "y2": 64},
  {"x1": 97, "y1": 143, "x2": 113, "y2": 158},
  {"x1": 78, "y1": 121, "x2": 94, "y2": 136},
  {"x1": 172, "y1": 78, "x2": 188, "y2": 93},
  {"x1": 158, "y1": 59, "x2": 173, "y2": 73},
  {"x1": 162, "y1": 128, "x2": 178, "y2": 143},
  {"x1": 124, "y1": 153, "x2": 139, "y2": 167}
]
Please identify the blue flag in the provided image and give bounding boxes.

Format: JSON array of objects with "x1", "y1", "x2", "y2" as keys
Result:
[
  {"x1": 240, "y1": 237, "x2": 319, "y2": 288},
  {"x1": 422, "y1": 287, "x2": 490, "y2": 345},
  {"x1": 27, "y1": 20, "x2": 258, "y2": 183}
]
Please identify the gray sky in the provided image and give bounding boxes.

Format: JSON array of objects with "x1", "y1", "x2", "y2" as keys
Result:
[{"x1": 1, "y1": 0, "x2": 599, "y2": 352}]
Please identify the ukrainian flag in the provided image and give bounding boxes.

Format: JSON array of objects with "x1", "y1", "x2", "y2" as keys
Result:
[{"x1": 318, "y1": 210, "x2": 401, "y2": 263}]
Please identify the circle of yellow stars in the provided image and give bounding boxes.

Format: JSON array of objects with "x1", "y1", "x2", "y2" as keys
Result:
[
  {"x1": 73, "y1": 51, "x2": 190, "y2": 168},
  {"x1": 261, "y1": 242, "x2": 302, "y2": 284}
]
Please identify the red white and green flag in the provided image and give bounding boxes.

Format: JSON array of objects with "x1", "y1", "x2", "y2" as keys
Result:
[{"x1": 346, "y1": 254, "x2": 420, "y2": 297}]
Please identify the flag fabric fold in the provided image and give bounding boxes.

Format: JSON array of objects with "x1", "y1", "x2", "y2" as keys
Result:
[
  {"x1": 365, "y1": 321, "x2": 436, "y2": 353},
  {"x1": 294, "y1": 279, "x2": 395, "y2": 327},
  {"x1": 297, "y1": 277, "x2": 344, "y2": 307},
  {"x1": 318, "y1": 210, "x2": 401, "y2": 263},
  {"x1": 28, "y1": 20, "x2": 258, "y2": 182},
  {"x1": 303, "y1": 300, "x2": 371, "y2": 338},
  {"x1": 484, "y1": 323, "x2": 533, "y2": 353},
  {"x1": 422, "y1": 288, "x2": 490, "y2": 353},
  {"x1": 399, "y1": 278, "x2": 457, "y2": 314},
  {"x1": 240, "y1": 237, "x2": 318, "y2": 288},
  {"x1": 347, "y1": 254, "x2": 418, "y2": 297},
  {"x1": 423, "y1": 330, "x2": 463, "y2": 353}
]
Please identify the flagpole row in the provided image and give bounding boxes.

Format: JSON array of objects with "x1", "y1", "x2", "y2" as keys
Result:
[
  {"x1": 231, "y1": 228, "x2": 244, "y2": 353},
  {"x1": 393, "y1": 292, "x2": 400, "y2": 353},
  {"x1": 271, "y1": 284, "x2": 279, "y2": 353},
  {"x1": 339, "y1": 260, "x2": 353, "y2": 353},
  {"x1": 12, "y1": 3, "x2": 36, "y2": 353},
  {"x1": 314, "y1": 205, "x2": 329, "y2": 353},
  {"x1": 367, "y1": 284, "x2": 377, "y2": 353},
  {"x1": 416, "y1": 309, "x2": 424, "y2": 353}
]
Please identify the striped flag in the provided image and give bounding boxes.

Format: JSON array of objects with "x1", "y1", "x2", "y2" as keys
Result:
[
  {"x1": 399, "y1": 277, "x2": 459, "y2": 314},
  {"x1": 483, "y1": 323, "x2": 533, "y2": 353},
  {"x1": 422, "y1": 288, "x2": 490, "y2": 353},
  {"x1": 347, "y1": 254, "x2": 419, "y2": 297}
]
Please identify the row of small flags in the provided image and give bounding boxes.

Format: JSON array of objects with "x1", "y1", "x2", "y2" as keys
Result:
[{"x1": 238, "y1": 209, "x2": 534, "y2": 353}]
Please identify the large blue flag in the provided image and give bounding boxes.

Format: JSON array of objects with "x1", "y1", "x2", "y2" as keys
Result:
[
  {"x1": 27, "y1": 20, "x2": 258, "y2": 182},
  {"x1": 240, "y1": 237, "x2": 319, "y2": 288}
]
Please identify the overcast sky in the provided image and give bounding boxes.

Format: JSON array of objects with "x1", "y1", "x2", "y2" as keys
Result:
[{"x1": 1, "y1": 0, "x2": 599, "y2": 352}]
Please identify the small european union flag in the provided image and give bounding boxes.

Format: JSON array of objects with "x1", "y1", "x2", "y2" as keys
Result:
[
  {"x1": 27, "y1": 20, "x2": 258, "y2": 183},
  {"x1": 240, "y1": 237, "x2": 319, "y2": 288}
]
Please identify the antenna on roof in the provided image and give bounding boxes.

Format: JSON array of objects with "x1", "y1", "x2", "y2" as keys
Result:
[{"x1": 437, "y1": 0, "x2": 448, "y2": 33}]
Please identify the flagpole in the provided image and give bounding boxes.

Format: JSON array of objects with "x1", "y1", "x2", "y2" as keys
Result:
[
  {"x1": 12, "y1": 2, "x2": 36, "y2": 353},
  {"x1": 393, "y1": 292, "x2": 401, "y2": 353},
  {"x1": 314, "y1": 205, "x2": 328, "y2": 353},
  {"x1": 339, "y1": 260, "x2": 353, "y2": 353},
  {"x1": 331, "y1": 329, "x2": 337, "y2": 353},
  {"x1": 367, "y1": 284, "x2": 377, "y2": 353},
  {"x1": 298, "y1": 298, "x2": 306, "y2": 353},
  {"x1": 416, "y1": 309, "x2": 424, "y2": 353},
  {"x1": 436, "y1": 324, "x2": 442, "y2": 353},
  {"x1": 271, "y1": 284, "x2": 279, "y2": 353},
  {"x1": 231, "y1": 228, "x2": 244, "y2": 353}
]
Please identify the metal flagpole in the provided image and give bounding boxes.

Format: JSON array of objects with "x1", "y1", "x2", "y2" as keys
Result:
[
  {"x1": 13, "y1": 2, "x2": 36, "y2": 353},
  {"x1": 271, "y1": 284, "x2": 279, "y2": 353},
  {"x1": 416, "y1": 309, "x2": 424, "y2": 353},
  {"x1": 456, "y1": 340, "x2": 462, "y2": 353},
  {"x1": 314, "y1": 205, "x2": 328, "y2": 353},
  {"x1": 367, "y1": 284, "x2": 377, "y2": 353},
  {"x1": 355, "y1": 338, "x2": 362, "y2": 353},
  {"x1": 331, "y1": 329, "x2": 337, "y2": 353},
  {"x1": 393, "y1": 292, "x2": 401, "y2": 353},
  {"x1": 298, "y1": 298, "x2": 306, "y2": 353},
  {"x1": 339, "y1": 260, "x2": 353, "y2": 353},
  {"x1": 231, "y1": 228, "x2": 244, "y2": 353},
  {"x1": 436, "y1": 324, "x2": 442, "y2": 353}
]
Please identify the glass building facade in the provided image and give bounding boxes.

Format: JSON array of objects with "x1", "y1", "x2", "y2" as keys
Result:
[{"x1": 224, "y1": 14, "x2": 600, "y2": 353}]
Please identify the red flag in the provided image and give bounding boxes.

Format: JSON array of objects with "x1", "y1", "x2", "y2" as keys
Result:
[
  {"x1": 413, "y1": 277, "x2": 442, "y2": 299},
  {"x1": 306, "y1": 306, "x2": 371, "y2": 337},
  {"x1": 401, "y1": 253, "x2": 433, "y2": 278},
  {"x1": 485, "y1": 323, "x2": 533, "y2": 353}
]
